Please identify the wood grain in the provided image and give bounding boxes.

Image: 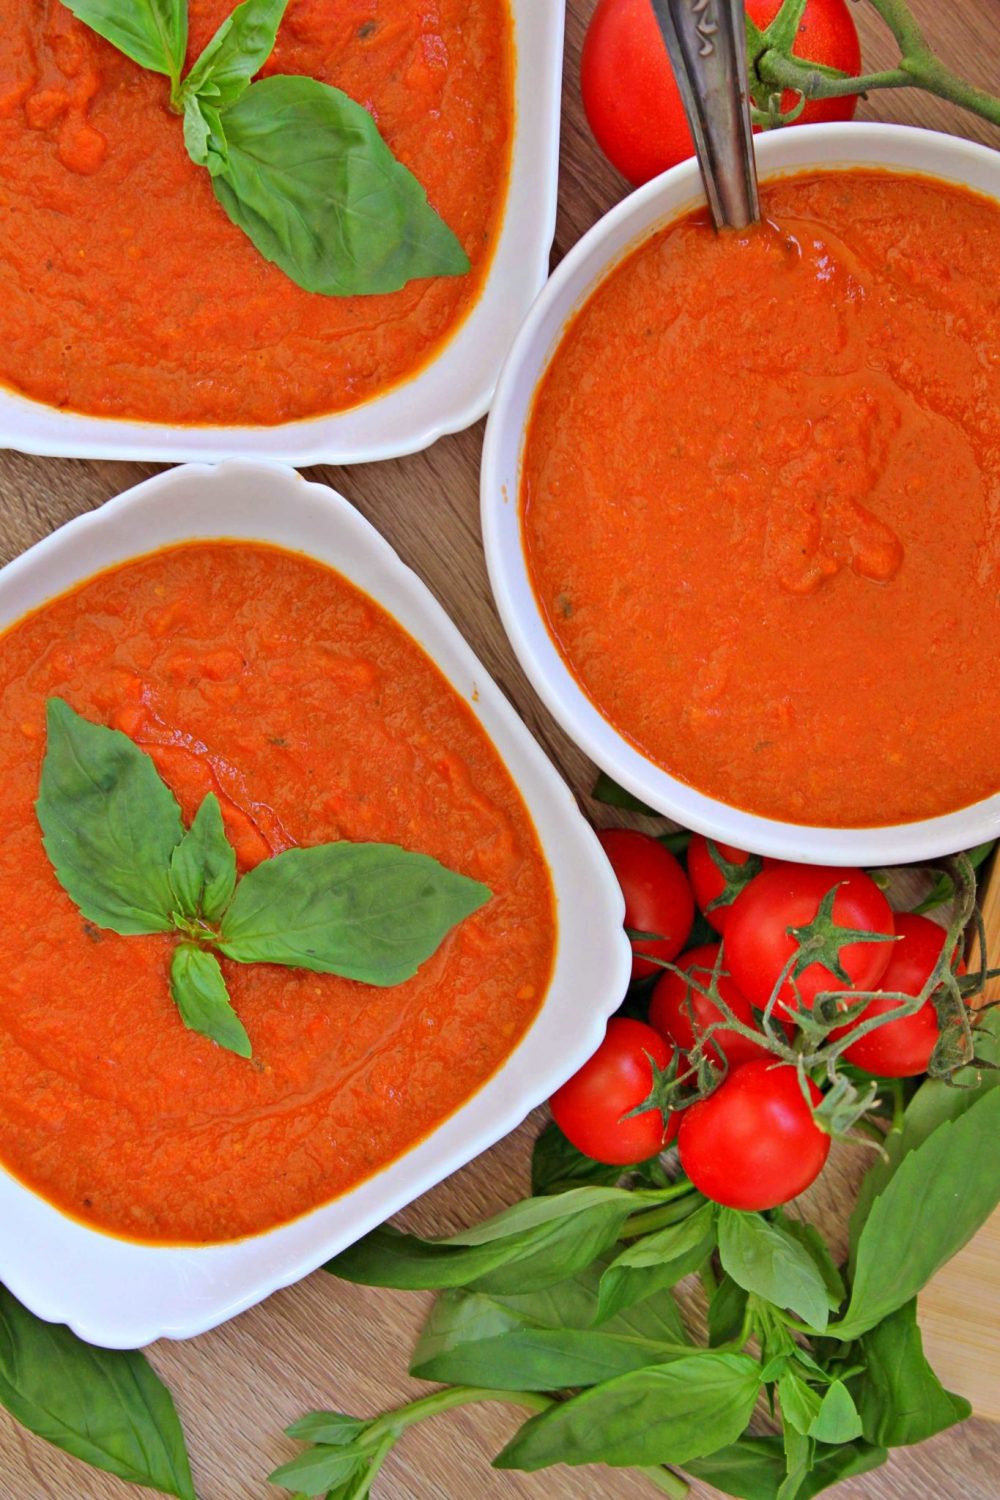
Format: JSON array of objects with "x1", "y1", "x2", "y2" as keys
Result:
[{"x1": 1, "y1": 1, "x2": 999, "y2": 1496}]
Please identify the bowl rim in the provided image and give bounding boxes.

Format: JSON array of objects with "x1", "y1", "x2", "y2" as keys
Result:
[
  {"x1": 0, "y1": 0, "x2": 564, "y2": 466},
  {"x1": 0, "y1": 459, "x2": 631, "y2": 1348},
  {"x1": 482, "y1": 122, "x2": 1000, "y2": 868}
]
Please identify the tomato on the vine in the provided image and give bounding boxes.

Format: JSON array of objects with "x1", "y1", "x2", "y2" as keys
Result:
[
  {"x1": 581, "y1": 0, "x2": 861, "y2": 187},
  {"x1": 724, "y1": 864, "x2": 895, "y2": 1019},
  {"x1": 649, "y1": 943, "x2": 769, "y2": 1065},
  {"x1": 686, "y1": 836, "x2": 764, "y2": 935},
  {"x1": 597, "y1": 828, "x2": 694, "y2": 979},
  {"x1": 829, "y1": 911, "x2": 964, "y2": 1077},
  {"x1": 550, "y1": 1017, "x2": 678, "y2": 1165},
  {"x1": 678, "y1": 1060, "x2": 830, "y2": 1209}
]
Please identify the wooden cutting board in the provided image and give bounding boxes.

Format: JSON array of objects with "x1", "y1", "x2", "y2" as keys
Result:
[{"x1": 918, "y1": 857, "x2": 1000, "y2": 1421}]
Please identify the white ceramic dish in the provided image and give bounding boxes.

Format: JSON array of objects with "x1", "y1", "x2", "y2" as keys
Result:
[
  {"x1": 482, "y1": 123, "x2": 1000, "y2": 869},
  {"x1": 0, "y1": 0, "x2": 563, "y2": 466},
  {"x1": 0, "y1": 460, "x2": 631, "y2": 1349}
]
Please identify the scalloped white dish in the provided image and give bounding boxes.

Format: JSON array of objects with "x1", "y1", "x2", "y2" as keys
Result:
[
  {"x1": 0, "y1": 460, "x2": 630, "y2": 1348},
  {"x1": 0, "y1": 0, "x2": 563, "y2": 465}
]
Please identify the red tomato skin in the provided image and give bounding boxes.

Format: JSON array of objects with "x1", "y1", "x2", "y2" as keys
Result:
[
  {"x1": 649, "y1": 943, "x2": 770, "y2": 1064},
  {"x1": 550, "y1": 1017, "x2": 679, "y2": 1165},
  {"x1": 724, "y1": 864, "x2": 895, "y2": 1017},
  {"x1": 581, "y1": 0, "x2": 861, "y2": 186},
  {"x1": 678, "y1": 1061, "x2": 830, "y2": 1210},
  {"x1": 830, "y1": 911, "x2": 963, "y2": 1077},
  {"x1": 687, "y1": 837, "x2": 760, "y2": 935},
  {"x1": 598, "y1": 828, "x2": 694, "y2": 980}
]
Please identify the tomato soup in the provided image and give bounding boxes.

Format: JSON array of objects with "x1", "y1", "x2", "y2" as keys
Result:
[
  {"x1": 0, "y1": 542, "x2": 554, "y2": 1243},
  {"x1": 0, "y1": 0, "x2": 512, "y2": 424},
  {"x1": 522, "y1": 171, "x2": 1000, "y2": 828}
]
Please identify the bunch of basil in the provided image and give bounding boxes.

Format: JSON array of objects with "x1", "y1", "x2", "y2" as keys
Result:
[
  {"x1": 268, "y1": 1019, "x2": 1000, "y2": 1500},
  {"x1": 60, "y1": 0, "x2": 470, "y2": 295}
]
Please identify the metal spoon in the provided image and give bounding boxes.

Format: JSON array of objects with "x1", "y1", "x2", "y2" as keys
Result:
[{"x1": 650, "y1": 0, "x2": 760, "y2": 229}]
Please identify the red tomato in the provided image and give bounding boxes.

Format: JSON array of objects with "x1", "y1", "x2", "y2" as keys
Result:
[
  {"x1": 581, "y1": 0, "x2": 861, "y2": 186},
  {"x1": 677, "y1": 1060, "x2": 830, "y2": 1209},
  {"x1": 829, "y1": 911, "x2": 964, "y2": 1078},
  {"x1": 550, "y1": 1017, "x2": 679, "y2": 1165},
  {"x1": 724, "y1": 864, "x2": 895, "y2": 1019},
  {"x1": 649, "y1": 943, "x2": 770, "y2": 1065},
  {"x1": 598, "y1": 828, "x2": 694, "y2": 980},
  {"x1": 686, "y1": 837, "x2": 764, "y2": 935}
]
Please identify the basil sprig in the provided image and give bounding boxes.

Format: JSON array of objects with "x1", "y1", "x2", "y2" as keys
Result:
[
  {"x1": 59, "y1": 0, "x2": 470, "y2": 296},
  {"x1": 36, "y1": 700, "x2": 490, "y2": 1058}
]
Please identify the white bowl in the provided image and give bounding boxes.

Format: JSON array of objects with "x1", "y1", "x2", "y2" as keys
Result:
[
  {"x1": 0, "y1": 1, "x2": 563, "y2": 466},
  {"x1": 482, "y1": 123, "x2": 1000, "y2": 869},
  {"x1": 0, "y1": 460, "x2": 630, "y2": 1348}
]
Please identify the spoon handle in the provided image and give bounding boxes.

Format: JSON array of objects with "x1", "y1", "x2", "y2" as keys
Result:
[{"x1": 650, "y1": 0, "x2": 760, "y2": 230}]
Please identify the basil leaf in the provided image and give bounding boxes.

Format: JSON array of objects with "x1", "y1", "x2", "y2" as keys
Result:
[
  {"x1": 708, "y1": 1276, "x2": 750, "y2": 1347},
  {"x1": 683, "y1": 1436, "x2": 786, "y2": 1500},
  {"x1": 169, "y1": 794, "x2": 237, "y2": 925},
  {"x1": 834, "y1": 1086, "x2": 1000, "y2": 1340},
  {"x1": 494, "y1": 1352, "x2": 761, "y2": 1471},
  {"x1": 183, "y1": 92, "x2": 227, "y2": 173},
  {"x1": 285, "y1": 1413, "x2": 366, "y2": 1447},
  {"x1": 596, "y1": 1202, "x2": 716, "y2": 1322},
  {"x1": 772, "y1": 1212, "x2": 845, "y2": 1310},
  {"x1": 410, "y1": 1290, "x2": 687, "y2": 1389},
  {"x1": 0, "y1": 1286, "x2": 195, "y2": 1498},
  {"x1": 855, "y1": 1298, "x2": 970, "y2": 1446},
  {"x1": 718, "y1": 1209, "x2": 833, "y2": 1333},
  {"x1": 807, "y1": 1380, "x2": 862, "y2": 1443},
  {"x1": 59, "y1": 0, "x2": 187, "y2": 86},
  {"x1": 777, "y1": 1371, "x2": 822, "y2": 1436},
  {"x1": 37, "y1": 698, "x2": 183, "y2": 936},
  {"x1": 329, "y1": 1191, "x2": 635, "y2": 1295},
  {"x1": 850, "y1": 1007, "x2": 1000, "y2": 1250},
  {"x1": 493, "y1": 1262, "x2": 688, "y2": 1345},
  {"x1": 218, "y1": 841, "x2": 489, "y2": 985},
  {"x1": 181, "y1": 0, "x2": 289, "y2": 109},
  {"x1": 207, "y1": 75, "x2": 469, "y2": 296},
  {"x1": 170, "y1": 944, "x2": 251, "y2": 1058},
  {"x1": 776, "y1": 1424, "x2": 813, "y2": 1500},
  {"x1": 269, "y1": 1445, "x2": 366, "y2": 1496},
  {"x1": 531, "y1": 1121, "x2": 624, "y2": 1196}
]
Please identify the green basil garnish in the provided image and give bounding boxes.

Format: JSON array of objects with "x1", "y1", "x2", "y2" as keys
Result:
[
  {"x1": 36, "y1": 700, "x2": 490, "y2": 1058},
  {"x1": 59, "y1": 0, "x2": 469, "y2": 295}
]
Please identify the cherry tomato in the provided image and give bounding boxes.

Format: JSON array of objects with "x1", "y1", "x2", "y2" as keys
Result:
[
  {"x1": 686, "y1": 837, "x2": 764, "y2": 935},
  {"x1": 725, "y1": 864, "x2": 895, "y2": 1019},
  {"x1": 598, "y1": 828, "x2": 694, "y2": 980},
  {"x1": 581, "y1": 0, "x2": 861, "y2": 186},
  {"x1": 550, "y1": 1017, "x2": 678, "y2": 1165},
  {"x1": 649, "y1": 943, "x2": 770, "y2": 1065},
  {"x1": 829, "y1": 911, "x2": 964, "y2": 1077},
  {"x1": 677, "y1": 1060, "x2": 830, "y2": 1209}
]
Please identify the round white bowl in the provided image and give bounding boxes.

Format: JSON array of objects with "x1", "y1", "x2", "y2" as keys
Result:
[
  {"x1": 0, "y1": 460, "x2": 630, "y2": 1347},
  {"x1": 482, "y1": 123, "x2": 1000, "y2": 868},
  {"x1": 0, "y1": 0, "x2": 563, "y2": 466}
]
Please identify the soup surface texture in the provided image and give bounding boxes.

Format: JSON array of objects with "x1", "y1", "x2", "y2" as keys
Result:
[
  {"x1": 522, "y1": 172, "x2": 1000, "y2": 828},
  {"x1": 0, "y1": 542, "x2": 554, "y2": 1243},
  {"x1": 0, "y1": 0, "x2": 512, "y2": 424}
]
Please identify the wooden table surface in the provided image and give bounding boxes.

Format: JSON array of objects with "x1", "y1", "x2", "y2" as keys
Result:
[{"x1": 2, "y1": 2, "x2": 999, "y2": 1497}]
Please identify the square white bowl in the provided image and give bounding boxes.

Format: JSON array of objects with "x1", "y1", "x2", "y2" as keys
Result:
[
  {"x1": 0, "y1": 0, "x2": 564, "y2": 465},
  {"x1": 0, "y1": 460, "x2": 630, "y2": 1348}
]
